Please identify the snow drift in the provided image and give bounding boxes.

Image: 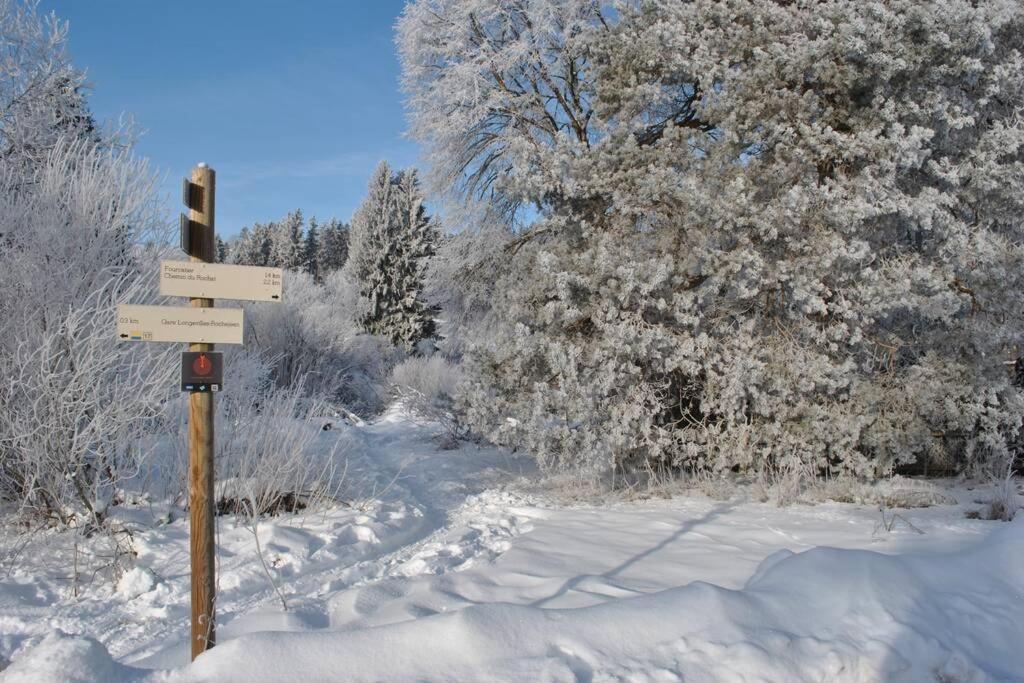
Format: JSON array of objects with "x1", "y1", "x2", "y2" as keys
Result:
[{"x1": 6, "y1": 518, "x2": 1022, "y2": 682}]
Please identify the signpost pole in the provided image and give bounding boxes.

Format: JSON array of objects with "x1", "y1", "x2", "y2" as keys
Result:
[
  {"x1": 187, "y1": 163, "x2": 216, "y2": 659},
  {"x1": 117, "y1": 162, "x2": 283, "y2": 659}
]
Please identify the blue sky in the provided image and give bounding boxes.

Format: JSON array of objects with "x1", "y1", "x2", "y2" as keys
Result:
[{"x1": 41, "y1": 0, "x2": 417, "y2": 238}]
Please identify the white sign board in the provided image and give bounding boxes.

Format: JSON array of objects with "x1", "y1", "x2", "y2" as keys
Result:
[
  {"x1": 117, "y1": 304, "x2": 244, "y2": 345},
  {"x1": 159, "y1": 260, "x2": 283, "y2": 302}
]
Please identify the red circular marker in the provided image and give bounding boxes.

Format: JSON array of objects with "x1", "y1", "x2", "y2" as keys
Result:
[{"x1": 192, "y1": 354, "x2": 213, "y2": 376}]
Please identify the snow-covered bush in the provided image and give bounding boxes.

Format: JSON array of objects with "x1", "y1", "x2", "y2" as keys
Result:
[
  {"x1": 0, "y1": 278, "x2": 174, "y2": 527},
  {"x1": 166, "y1": 345, "x2": 342, "y2": 516},
  {"x1": 0, "y1": 0, "x2": 174, "y2": 528},
  {"x1": 390, "y1": 355, "x2": 465, "y2": 446},
  {"x1": 244, "y1": 270, "x2": 338, "y2": 390},
  {"x1": 244, "y1": 269, "x2": 402, "y2": 416},
  {"x1": 424, "y1": 225, "x2": 515, "y2": 359},
  {"x1": 0, "y1": 137, "x2": 173, "y2": 527},
  {"x1": 980, "y1": 457, "x2": 1021, "y2": 521},
  {"x1": 401, "y1": 0, "x2": 1024, "y2": 484},
  {"x1": 215, "y1": 381, "x2": 342, "y2": 517}
]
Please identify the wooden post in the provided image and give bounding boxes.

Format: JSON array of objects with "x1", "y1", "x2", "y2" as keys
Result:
[{"x1": 187, "y1": 163, "x2": 216, "y2": 659}]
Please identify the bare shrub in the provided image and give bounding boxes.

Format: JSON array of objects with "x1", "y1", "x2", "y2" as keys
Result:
[
  {"x1": 981, "y1": 459, "x2": 1021, "y2": 522},
  {"x1": 390, "y1": 355, "x2": 466, "y2": 447},
  {"x1": 0, "y1": 280, "x2": 174, "y2": 528},
  {"x1": 750, "y1": 455, "x2": 815, "y2": 507},
  {"x1": 244, "y1": 270, "x2": 403, "y2": 417},
  {"x1": 873, "y1": 506, "x2": 925, "y2": 537},
  {"x1": 215, "y1": 379, "x2": 346, "y2": 611},
  {"x1": 216, "y1": 384, "x2": 343, "y2": 516},
  {"x1": 0, "y1": 138, "x2": 173, "y2": 529}
]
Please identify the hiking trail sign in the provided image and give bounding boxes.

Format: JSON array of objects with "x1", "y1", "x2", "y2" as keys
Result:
[
  {"x1": 159, "y1": 260, "x2": 283, "y2": 302},
  {"x1": 181, "y1": 351, "x2": 223, "y2": 392},
  {"x1": 115, "y1": 163, "x2": 283, "y2": 661},
  {"x1": 116, "y1": 304, "x2": 244, "y2": 345}
]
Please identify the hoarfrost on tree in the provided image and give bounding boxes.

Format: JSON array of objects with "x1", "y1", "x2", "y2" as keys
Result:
[{"x1": 400, "y1": 0, "x2": 1024, "y2": 482}]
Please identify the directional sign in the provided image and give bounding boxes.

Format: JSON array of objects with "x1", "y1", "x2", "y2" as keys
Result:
[
  {"x1": 159, "y1": 260, "x2": 283, "y2": 302},
  {"x1": 116, "y1": 304, "x2": 244, "y2": 345}
]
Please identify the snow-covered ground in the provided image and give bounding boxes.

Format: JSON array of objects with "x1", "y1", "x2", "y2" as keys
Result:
[{"x1": 1, "y1": 408, "x2": 1021, "y2": 682}]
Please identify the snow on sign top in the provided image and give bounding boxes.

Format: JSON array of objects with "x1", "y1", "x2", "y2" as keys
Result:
[{"x1": 159, "y1": 260, "x2": 283, "y2": 302}]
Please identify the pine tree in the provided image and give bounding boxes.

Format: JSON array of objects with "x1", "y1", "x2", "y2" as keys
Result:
[
  {"x1": 271, "y1": 209, "x2": 304, "y2": 270},
  {"x1": 317, "y1": 218, "x2": 349, "y2": 276},
  {"x1": 304, "y1": 217, "x2": 320, "y2": 281},
  {"x1": 390, "y1": 169, "x2": 437, "y2": 347},
  {"x1": 346, "y1": 162, "x2": 397, "y2": 341},
  {"x1": 345, "y1": 162, "x2": 395, "y2": 288},
  {"x1": 229, "y1": 224, "x2": 269, "y2": 266},
  {"x1": 346, "y1": 161, "x2": 437, "y2": 350},
  {"x1": 229, "y1": 227, "x2": 254, "y2": 264},
  {"x1": 253, "y1": 222, "x2": 274, "y2": 266},
  {"x1": 231, "y1": 212, "x2": 349, "y2": 275},
  {"x1": 215, "y1": 236, "x2": 227, "y2": 263}
]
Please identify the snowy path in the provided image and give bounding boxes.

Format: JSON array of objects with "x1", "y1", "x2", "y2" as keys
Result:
[
  {"x1": 1, "y1": 409, "x2": 1021, "y2": 681},
  {"x1": 0, "y1": 409, "x2": 536, "y2": 671},
  {"x1": 126, "y1": 408, "x2": 537, "y2": 667}
]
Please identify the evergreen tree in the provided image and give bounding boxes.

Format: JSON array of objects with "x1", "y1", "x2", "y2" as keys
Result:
[
  {"x1": 229, "y1": 222, "x2": 273, "y2": 266},
  {"x1": 345, "y1": 162, "x2": 395, "y2": 289},
  {"x1": 229, "y1": 227, "x2": 253, "y2": 264},
  {"x1": 390, "y1": 169, "x2": 437, "y2": 347},
  {"x1": 304, "y1": 217, "x2": 320, "y2": 281},
  {"x1": 317, "y1": 218, "x2": 349, "y2": 276},
  {"x1": 215, "y1": 236, "x2": 227, "y2": 263},
  {"x1": 253, "y1": 222, "x2": 274, "y2": 266},
  {"x1": 272, "y1": 209, "x2": 304, "y2": 270},
  {"x1": 231, "y1": 212, "x2": 350, "y2": 275},
  {"x1": 346, "y1": 161, "x2": 437, "y2": 350}
]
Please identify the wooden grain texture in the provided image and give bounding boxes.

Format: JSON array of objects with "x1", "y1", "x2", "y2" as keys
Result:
[{"x1": 188, "y1": 165, "x2": 216, "y2": 660}]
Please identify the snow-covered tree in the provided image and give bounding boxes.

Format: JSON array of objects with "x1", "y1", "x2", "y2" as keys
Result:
[
  {"x1": 230, "y1": 222, "x2": 273, "y2": 266},
  {"x1": 401, "y1": 0, "x2": 1024, "y2": 483},
  {"x1": 345, "y1": 162, "x2": 437, "y2": 350},
  {"x1": 390, "y1": 168, "x2": 438, "y2": 347},
  {"x1": 303, "y1": 216, "x2": 320, "y2": 280},
  {"x1": 0, "y1": 0, "x2": 106, "y2": 178},
  {"x1": 229, "y1": 211, "x2": 351, "y2": 278},
  {"x1": 271, "y1": 209, "x2": 304, "y2": 270},
  {"x1": 398, "y1": 0, "x2": 604, "y2": 222},
  {"x1": 317, "y1": 218, "x2": 349, "y2": 276},
  {"x1": 345, "y1": 162, "x2": 395, "y2": 291},
  {"x1": 0, "y1": 2, "x2": 179, "y2": 527}
]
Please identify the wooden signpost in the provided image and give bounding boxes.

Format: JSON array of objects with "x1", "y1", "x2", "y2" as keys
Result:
[
  {"x1": 185, "y1": 164, "x2": 217, "y2": 661},
  {"x1": 116, "y1": 163, "x2": 283, "y2": 661}
]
